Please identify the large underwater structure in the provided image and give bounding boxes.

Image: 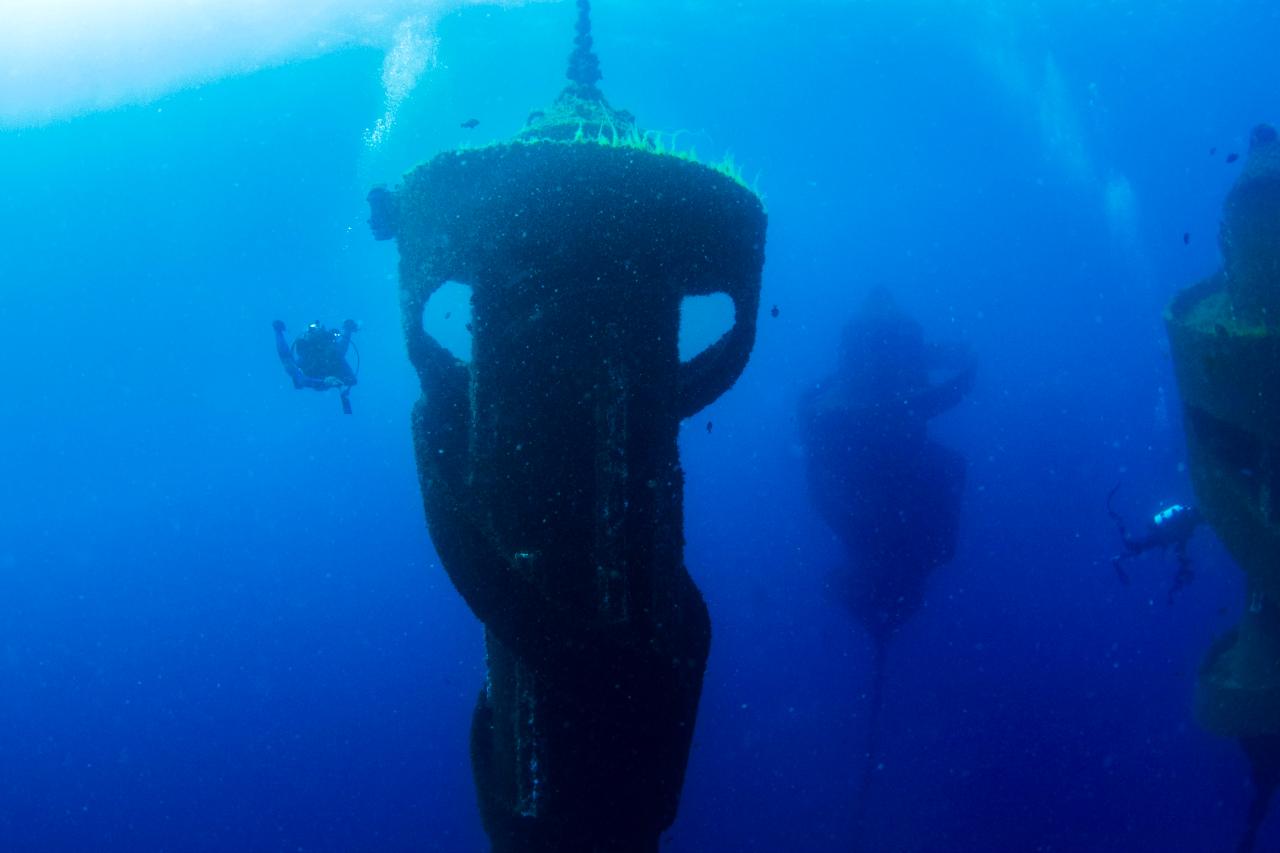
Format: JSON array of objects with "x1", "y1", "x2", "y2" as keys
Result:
[
  {"x1": 368, "y1": 2, "x2": 766, "y2": 850},
  {"x1": 1166, "y1": 123, "x2": 1280, "y2": 853}
]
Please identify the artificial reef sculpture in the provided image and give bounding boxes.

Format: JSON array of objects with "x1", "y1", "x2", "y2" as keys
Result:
[
  {"x1": 369, "y1": 3, "x2": 767, "y2": 851},
  {"x1": 797, "y1": 288, "x2": 975, "y2": 832},
  {"x1": 1166, "y1": 123, "x2": 1280, "y2": 853}
]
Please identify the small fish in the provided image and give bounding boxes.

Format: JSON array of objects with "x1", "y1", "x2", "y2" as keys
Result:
[
  {"x1": 770, "y1": 305, "x2": 780, "y2": 318},
  {"x1": 461, "y1": 118, "x2": 480, "y2": 130},
  {"x1": 466, "y1": 322, "x2": 473, "y2": 332},
  {"x1": 706, "y1": 421, "x2": 713, "y2": 433},
  {"x1": 444, "y1": 311, "x2": 452, "y2": 320},
  {"x1": 1183, "y1": 232, "x2": 1190, "y2": 245},
  {"x1": 526, "y1": 110, "x2": 545, "y2": 124},
  {"x1": 1210, "y1": 146, "x2": 1217, "y2": 156},
  {"x1": 1226, "y1": 152, "x2": 1239, "y2": 163}
]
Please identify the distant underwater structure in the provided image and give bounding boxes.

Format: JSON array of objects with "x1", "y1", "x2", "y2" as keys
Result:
[
  {"x1": 800, "y1": 290, "x2": 975, "y2": 643},
  {"x1": 369, "y1": 1, "x2": 767, "y2": 850},
  {"x1": 1166, "y1": 123, "x2": 1280, "y2": 853},
  {"x1": 798, "y1": 288, "x2": 975, "y2": 838}
]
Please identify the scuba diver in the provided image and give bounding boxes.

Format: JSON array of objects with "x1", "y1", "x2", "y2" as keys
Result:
[
  {"x1": 273, "y1": 319, "x2": 360, "y2": 414},
  {"x1": 1106, "y1": 484, "x2": 1202, "y2": 601}
]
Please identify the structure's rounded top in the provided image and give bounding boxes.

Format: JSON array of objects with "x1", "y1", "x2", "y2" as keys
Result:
[
  {"x1": 516, "y1": 86, "x2": 636, "y2": 143},
  {"x1": 1220, "y1": 121, "x2": 1280, "y2": 323},
  {"x1": 515, "y1": 0, "x2": 634, "y2": 143}
]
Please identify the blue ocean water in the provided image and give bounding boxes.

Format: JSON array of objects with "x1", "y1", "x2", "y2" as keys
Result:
[{"x1": 1, "y1": 1, "x2": 1277, "y2": 851}]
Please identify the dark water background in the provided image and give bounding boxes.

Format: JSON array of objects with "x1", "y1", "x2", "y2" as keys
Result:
[{"x1": 1, "y1": 1, "x2": 1278, "y2": 850}]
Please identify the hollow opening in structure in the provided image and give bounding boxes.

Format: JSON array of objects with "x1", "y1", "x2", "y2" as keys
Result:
[
  {"x1": 679, "y1": 293, "x2": 734, "y2": 363},
  {"x1": 422, "y1": 280, "x2": 474, "y2": 362}
]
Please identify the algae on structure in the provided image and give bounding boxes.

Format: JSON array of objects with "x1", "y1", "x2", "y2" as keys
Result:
[{"x1": 512, "y1": 85, "x2": 761, "y2": 195}]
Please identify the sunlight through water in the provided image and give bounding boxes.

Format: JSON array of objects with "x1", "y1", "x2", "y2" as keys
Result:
[{"x1": 0, "y1": 0, "x2": 548, "y2": 128}]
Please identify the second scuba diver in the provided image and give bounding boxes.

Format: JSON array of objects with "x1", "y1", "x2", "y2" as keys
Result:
[
  {"x1": 1107, "y1": 484, "x2": 1203, "y2": 602},
  {"x1": 273, "y1": 319, "x2": 360, "y2": 414}
]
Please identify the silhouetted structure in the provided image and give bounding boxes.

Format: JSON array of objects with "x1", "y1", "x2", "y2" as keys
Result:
[
  {"x1": 800, "y1": 288, "x2": 974, "y2": 638},
  {"x1": 1167, "y1": 123, "x2": 1280, "y2": 853},
  {"x1": 798, "y1": 288, "x2": 974, "y2": 839},
  {"x1": 370, "y1": 3, "x2": 767, "y2": 851}
]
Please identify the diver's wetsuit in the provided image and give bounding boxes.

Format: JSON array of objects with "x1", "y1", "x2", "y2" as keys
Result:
[{"x1": 274, "y1": 321, "x2": 358, "y2": 413}]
